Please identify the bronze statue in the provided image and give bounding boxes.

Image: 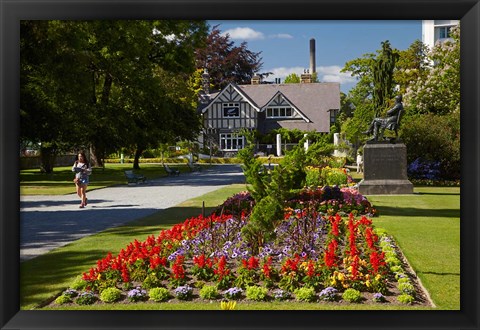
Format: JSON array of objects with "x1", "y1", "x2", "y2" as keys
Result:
[{"x1": 363, "y1": 95, "x2": 403, "y2": 142}]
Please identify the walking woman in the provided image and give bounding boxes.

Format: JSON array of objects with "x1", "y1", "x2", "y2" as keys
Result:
[{"x1": 72, "y1": 152, "x2": 92, "y2": 208}]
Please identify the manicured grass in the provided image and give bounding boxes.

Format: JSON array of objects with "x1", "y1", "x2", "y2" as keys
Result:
[
  {"x1": 368, "y1": 186, "x2": 460, "y2": 310},
  {"x1": 20, "y1": 184, "x2": 460, "y2": 311},
  {"x1": 20, "y1": 183, "x2": 248, "y2": 310},
  {"x1": 20, "y1": 163, "x2": 191, "y2": 195}
]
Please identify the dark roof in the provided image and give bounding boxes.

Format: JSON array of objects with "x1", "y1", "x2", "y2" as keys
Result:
[
  {"x1": 200, "y1": 82, "x2": 340, "y2": 133},
  {"x1": 237, "y1": 82, "x2": 340, "y2": 132}
]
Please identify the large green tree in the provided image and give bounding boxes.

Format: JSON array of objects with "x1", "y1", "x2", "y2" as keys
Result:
[{"x1": 21, "y1": 20, "x2": 208, "y2": 171}]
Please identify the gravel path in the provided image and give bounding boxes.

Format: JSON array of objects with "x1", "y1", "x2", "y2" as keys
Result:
[{"x1": 20, "y1": 164, "x2": 245, "y2": 262}]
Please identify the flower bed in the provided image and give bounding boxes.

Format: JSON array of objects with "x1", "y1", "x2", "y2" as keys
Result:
[{"x1": 50, "y1": 190, "x2": 429, "y2": 308}]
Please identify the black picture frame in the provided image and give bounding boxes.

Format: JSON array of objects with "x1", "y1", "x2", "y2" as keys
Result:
[{"x1": 1, "y1": 0, "x2": 479, "y2": 329}]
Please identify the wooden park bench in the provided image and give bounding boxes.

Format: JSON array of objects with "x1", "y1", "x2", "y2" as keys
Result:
[
  {"x1": 163, "y1": 164, "x2": 180, "y2": 176},
  {"x1": 124, "y1": 170, "x2": 146, "y2": 185}
]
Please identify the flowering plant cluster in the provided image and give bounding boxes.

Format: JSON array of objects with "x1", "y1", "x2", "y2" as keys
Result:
[
  {"x1": 286, "y1": 186, "x2": 377, "y2": 217},
  {"x1": 57, "y1": 190, "x2": 417, "y2": 307},
  {"x1": 407, "y1": 158, "x2": 441, "y2": 180}
]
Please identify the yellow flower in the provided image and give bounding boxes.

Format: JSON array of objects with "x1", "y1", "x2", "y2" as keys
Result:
[{"x1": 365, "y1": 280, "x2": 371, "y2": 288}]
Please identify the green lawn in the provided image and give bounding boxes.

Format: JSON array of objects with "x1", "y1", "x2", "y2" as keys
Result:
[
  {"x1": 20, "y1": 182, "x2": 460, "y2": 310},
  {"x1": 368, "y1": 186, "x2": 460, "y2": 310},
  {"x1": 20, "y1": 163, "x2": 191, "y2": 195}
]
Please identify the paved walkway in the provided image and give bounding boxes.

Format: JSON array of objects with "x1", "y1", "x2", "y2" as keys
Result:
[{"x1": 20, "y1": 164, "x2": 245, "y2": 262}]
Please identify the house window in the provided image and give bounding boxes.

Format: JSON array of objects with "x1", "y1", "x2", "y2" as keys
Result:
[
  {"x1": 220, "y1": 133, "x2": 244, "y2": 151},
  {"x1": 330, "y1": 109, "x2": 339, "y2": 124},
  {"x1": 438, "y1": 26, "x2": 452, "y2": 39},
  {"x1": 266, "y1": 107, "x2": 294, "y2": 118},
  {"x1": 223, "y1": 103, "x2": 240, "y2": 117}
]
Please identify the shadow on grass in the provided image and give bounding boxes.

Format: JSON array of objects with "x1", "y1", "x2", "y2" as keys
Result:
[
  {"x1": 20, "y1": 249, "x2": 109, "y2": 308},
  {"x1": 416, "y1": 192, "x2": 460, "y2": 196},
  {"x1": 375, "y1": 206, "x2": 460, "y2": 218},
  {"x1": 419, "y1": 271, "x2": 460, "y2": 276}
]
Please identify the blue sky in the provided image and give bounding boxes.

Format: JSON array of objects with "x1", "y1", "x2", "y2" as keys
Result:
[{"x1": 208, "y1": 20, "x2": 422, "y2": 93}]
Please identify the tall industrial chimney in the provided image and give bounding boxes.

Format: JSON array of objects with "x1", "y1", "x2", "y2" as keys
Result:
[{"x1": 309, "y1": 38, "x2": 316, "y2": 74}]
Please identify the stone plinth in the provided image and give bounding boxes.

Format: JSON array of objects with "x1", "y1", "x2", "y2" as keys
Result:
[{"x1": 358, "y1": 142, "x2": 413, "y2": 195}]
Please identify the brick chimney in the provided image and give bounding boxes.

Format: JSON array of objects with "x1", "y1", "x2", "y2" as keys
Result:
[{"x1": 251, "y1": 73, "x2": 262, "y2": 85}]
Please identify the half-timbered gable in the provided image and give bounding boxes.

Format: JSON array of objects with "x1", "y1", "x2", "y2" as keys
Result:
[
  {"x1": 201, "y1": 83, "x2": 259, "y2": 131},
  {"x1": 262, "y1": 91, "x2": 310, "y2": 122}
]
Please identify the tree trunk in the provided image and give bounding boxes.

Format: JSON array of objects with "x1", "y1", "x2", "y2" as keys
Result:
[
  {"x1": 133, "y1": 147, "x2": 144, "y2": 170},
  {"x1": 39, "y1": 145, "x2": 56, "y2": 173},
  {"x1": 89, "y1": 144, "x2": 104, "y2": 167}
]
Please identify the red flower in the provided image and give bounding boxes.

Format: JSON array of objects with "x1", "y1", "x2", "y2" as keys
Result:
[{"x1": 324, "y1": 239, "x2": 338, "y2": 268}]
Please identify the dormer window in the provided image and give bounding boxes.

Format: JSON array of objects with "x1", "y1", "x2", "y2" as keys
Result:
[
  {"x1": 223, "y1": 103, "x2": 240, "y2": 117},
  {"x1": 266, "y1": 107, "x2": 293, "y2": 118}
]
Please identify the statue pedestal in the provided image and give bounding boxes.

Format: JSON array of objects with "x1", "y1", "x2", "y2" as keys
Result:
[{"x1": 358, "y1": 142, "x2": 413, "y2": 195}]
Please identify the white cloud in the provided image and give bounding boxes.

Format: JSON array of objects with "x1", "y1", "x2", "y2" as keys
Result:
[
  {"x1": 269, "y1": 33, "x2": 293, "y2": 39},
  {"x1": 316, "y1": 66, "x2": 357, "y2": 84},
  {"x1": 269, "y1": 65, "x2": 357, "y2": 85},
  {"x1": 222, "y1": 27, "x2": 265, "y2": 40}
]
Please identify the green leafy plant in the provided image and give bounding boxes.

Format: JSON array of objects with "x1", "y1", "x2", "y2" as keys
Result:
[
  {"x1": 99, "y1": 287, "x2": 122, "y2": 303},
  {"x1": 342, "y1": 288, "x2": 362, "y2": 303},
  {"x1": 142, "y1": 273, "x2": 163, "y2": 289},
  {"x1": 245, "y1": 286, "x2": 269, "y2": 301},
  {"x1": 199, "y1": 285, "x2": 219, "y2": 300},
  {"x1": 54, "y1": 295, "x2": 72, "y2": 305},
  {"x1": 397, "y1": 293, "x2": 415, "y2": 304},
  {"x1": 149, "y1": 287, "x2": 170, "y2": 302},
  {"x1": 398, "y1": 282, "x2": 416, "y2": 296},
  {"x1": 294, "y1": 287, "x2": 317, "y2": 302},
  {"x1": 70, "y1": 276, "x2": 88, "y2": 291},
  {"x1": 75, "y1": 291, "x2": 97, "y2": 305}
]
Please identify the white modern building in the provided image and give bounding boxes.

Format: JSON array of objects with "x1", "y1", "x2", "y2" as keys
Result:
[{"x1": 422, "y1": 20, "x2": 459, "y2": 50}]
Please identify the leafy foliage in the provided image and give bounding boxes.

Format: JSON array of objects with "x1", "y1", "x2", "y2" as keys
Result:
[{"x1": 195, "y1": 25, "x2": 263, "y2": 90}]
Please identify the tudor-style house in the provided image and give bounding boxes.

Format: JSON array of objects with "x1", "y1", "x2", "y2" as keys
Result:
[{"x1": 198, "y1": 73, "x2": 341, "y2": 156}]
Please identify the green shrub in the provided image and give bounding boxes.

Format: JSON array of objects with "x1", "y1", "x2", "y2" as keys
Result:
[
  {"x1": 342, "y1": 288, "x2": 362, "y2": 303},
  {"x1": 199, "y1": 285, "x2": 219, "y2": 300},
  {"x1": 389, "y1": 265, "x2": 403, "y2": 273},
  {"x1": 245, "y1": 286, "x2": 269, "y2": 301},
  {"x1": 397, "y1": 293, "x2": 415, "y2": 304},
  {"x1": 400, "y1": 112, "x2": 460, "y2": 180},
  {"x1": 385, "y1": 256, "x2": 401, "y2": 266},
  {"x1": 70, "y1": 276, "x2": 88, "y2": 291},
  {"x1": 142, "y1": 273, "x2": 163, "y2": 289},
  {"x1": 99, "y1": 287, "x2": 122, "y2": 303},
  {"x1": 54, "y1": 295, "x2": 72, "y2": 305},
  {"x1": 149, "y1": 287, "x2": 170, "y2": 302},
  {"x1": 398, "y1": 282, "x2": 416, "y2": 296},
  {"x1": 294, "y1": 287, "x2": 317, "y2": 302},
  {"x1": 397, "y1": 277, "x2": 411, "y2": 284},
  {"x1": 75, "y1": 291, "x2": 97, "y2": 305}
]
